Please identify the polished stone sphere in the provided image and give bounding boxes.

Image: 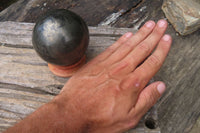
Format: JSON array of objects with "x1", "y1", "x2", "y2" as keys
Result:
[{"x1": 32, "y1": 9, "x2": 89, "y2": 66}]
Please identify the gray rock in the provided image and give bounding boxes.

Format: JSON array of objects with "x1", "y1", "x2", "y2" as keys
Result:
[{"x1": 162, "y1": 0, "x2": 200, "y2": 35}]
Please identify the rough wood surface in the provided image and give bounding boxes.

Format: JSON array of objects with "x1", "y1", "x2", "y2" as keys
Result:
[
  {"x1": 0, "y1": 0, "x2": 142, "y2": 26},
  {"x1": 1, "y1": 0, "x2": 200, "y2": 133},
  {"x1": 0, "y1": 21, "x2": 160, "y2": 133},
  {"x1": 0, "y1": 21, "x2": 137, "y2": 94},
  {"x1": 0, "y1": 0, "x2": 164, "y2": 28}
]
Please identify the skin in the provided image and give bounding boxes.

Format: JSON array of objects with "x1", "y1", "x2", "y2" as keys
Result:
[{"x1": 4, "y1": 19, "x2": 172, "y2": 133}]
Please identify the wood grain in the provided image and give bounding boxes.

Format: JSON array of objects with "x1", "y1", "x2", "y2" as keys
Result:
[
  {"x1": 0, "y1": 0, "x2": 142, "y2": 26},
  {"x1": 1, "y1": 0, "x2": 200, "y2": 133},
  {"x1": 0, "y1": 21, "x2": 160, "y2": 132}
]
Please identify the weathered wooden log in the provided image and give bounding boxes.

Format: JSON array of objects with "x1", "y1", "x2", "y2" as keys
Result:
[
  {"x1": 0, "y1": 21, "x2": 160, "y2": 133},
  {"x1": 0, "y1": 0, "x2": 163, "y2": 28},
  {"x1": 0, "y1": 0, "x2": 200, "y2": 132},
  {"x1": 0, "y1": 0, "x2": 142, "y2": 25}
]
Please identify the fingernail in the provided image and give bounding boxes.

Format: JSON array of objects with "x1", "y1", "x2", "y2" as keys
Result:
[
  {"x1": 162, "y1": 34, "x2": 171, "y2": 41},
  {"x1": 145, "y1": 21, "x2": 155, "y2": 28},
  {"x1": 124, "y1": 32, "x2": 133, "y2": 38},
  {"x1": 158, "y1": 20, "x2": 167, "y2": 28},
  {"x1": 157, "y1": 83, "x2": 166, "y2": 95}
]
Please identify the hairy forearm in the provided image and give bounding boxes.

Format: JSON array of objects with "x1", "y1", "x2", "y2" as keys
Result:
[{"x1": 4, "y1": 98, "x2": 85, "y2": 133}]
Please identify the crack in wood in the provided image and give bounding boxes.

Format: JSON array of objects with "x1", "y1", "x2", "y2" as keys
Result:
[
  {"x1": 0, "y1": 43, "x2": 33, "y2": 49},
  {"x1": 0, "y1": 93, "x2": 49, "y2": 103},
  {"x1": 0, "y1": 109, "x2": 24, "y2": 120},
  {"x1": 90, "y1": 33, "x2": 122, "y2": 37},
  {"x1": 119, "y1": 0, "x2": 143, "y2": 17},
  {"x1": 11, "y1": 61, "x2": 47, "y2": 67},
  {"x1": 0, "y1": 82, "x2": 57, "y2": 96},
  {"x1": 99, "y1": 0, "x2": 143, "y2": 26}
]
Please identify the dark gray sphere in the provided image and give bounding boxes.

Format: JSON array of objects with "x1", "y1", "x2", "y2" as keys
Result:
[{"x1": 32, "y1": 9, "x2": 89, "y2": 66}]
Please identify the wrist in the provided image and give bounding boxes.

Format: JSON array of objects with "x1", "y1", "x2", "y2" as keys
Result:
[{"x1": 51, "y1": 95, "x2": 87, "y2": 133}]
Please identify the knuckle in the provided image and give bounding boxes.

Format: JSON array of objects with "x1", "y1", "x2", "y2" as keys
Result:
[
  {"x1": 141, "y1": 93, "x2": 149, "y2": 107},
  {"x1": 106, "y1": 45, "x2": 115, "y2": 52},
  {"x1": 109, "y1": 60, "x2": 130, "y2": 76},
  {"x1": 142, "y1": 91, "x2": 156, "y2": 109},
  {"x1": 120, "y1": 35, "x2": 128, "y2": 42},
  {"x1": 119, "y1": 80, "x2": 129, "y2": 91},
  {"x1": 154, "y1": 27, "x2": 164, "y2": 35},
  {"x1": 148, "y1": 54, "x2": 161, "y2": 66},
  {"x1": 121, "y1": 60, "x2": 131, "y2": 70},
  {"x1": 124, "y1": 40, "x2": 133, "y2": 48},
  {"x1": 125, "y1": 119, "x2": 139, "y2": 130},
  {"x1": 147, "y1": 90, "x2": 157, "y2": 106},
  {"x1": 137, "y1": 24, "x2": 153, "y2": 36},
  {"x1": 131, "y1": 87, "x2": 140, "y2": 95},
  {"x1": 119, "y1": 79, "x2": 131, "y2": 91},
  {"x1": 138, "y1": 42, "x2": 151, "y2": 54},
  {"x1": 119, "y1": 76, "x2": 141, "y2": 92},
  {"x1": 138, "y1": 28, "x2": 147, "y2": 37},
  {"x1": 134, "y1": 32, "x2": 143, "y2": 42}
]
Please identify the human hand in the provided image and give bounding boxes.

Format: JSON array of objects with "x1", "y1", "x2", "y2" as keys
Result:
[{"x1": 53, "y1": 19, "x2": 172, "y2": 133}]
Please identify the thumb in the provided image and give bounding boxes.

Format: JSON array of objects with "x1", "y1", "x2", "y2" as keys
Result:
[{"x1": 129, "y1": 82, "x2": 166, "y2": 119}]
